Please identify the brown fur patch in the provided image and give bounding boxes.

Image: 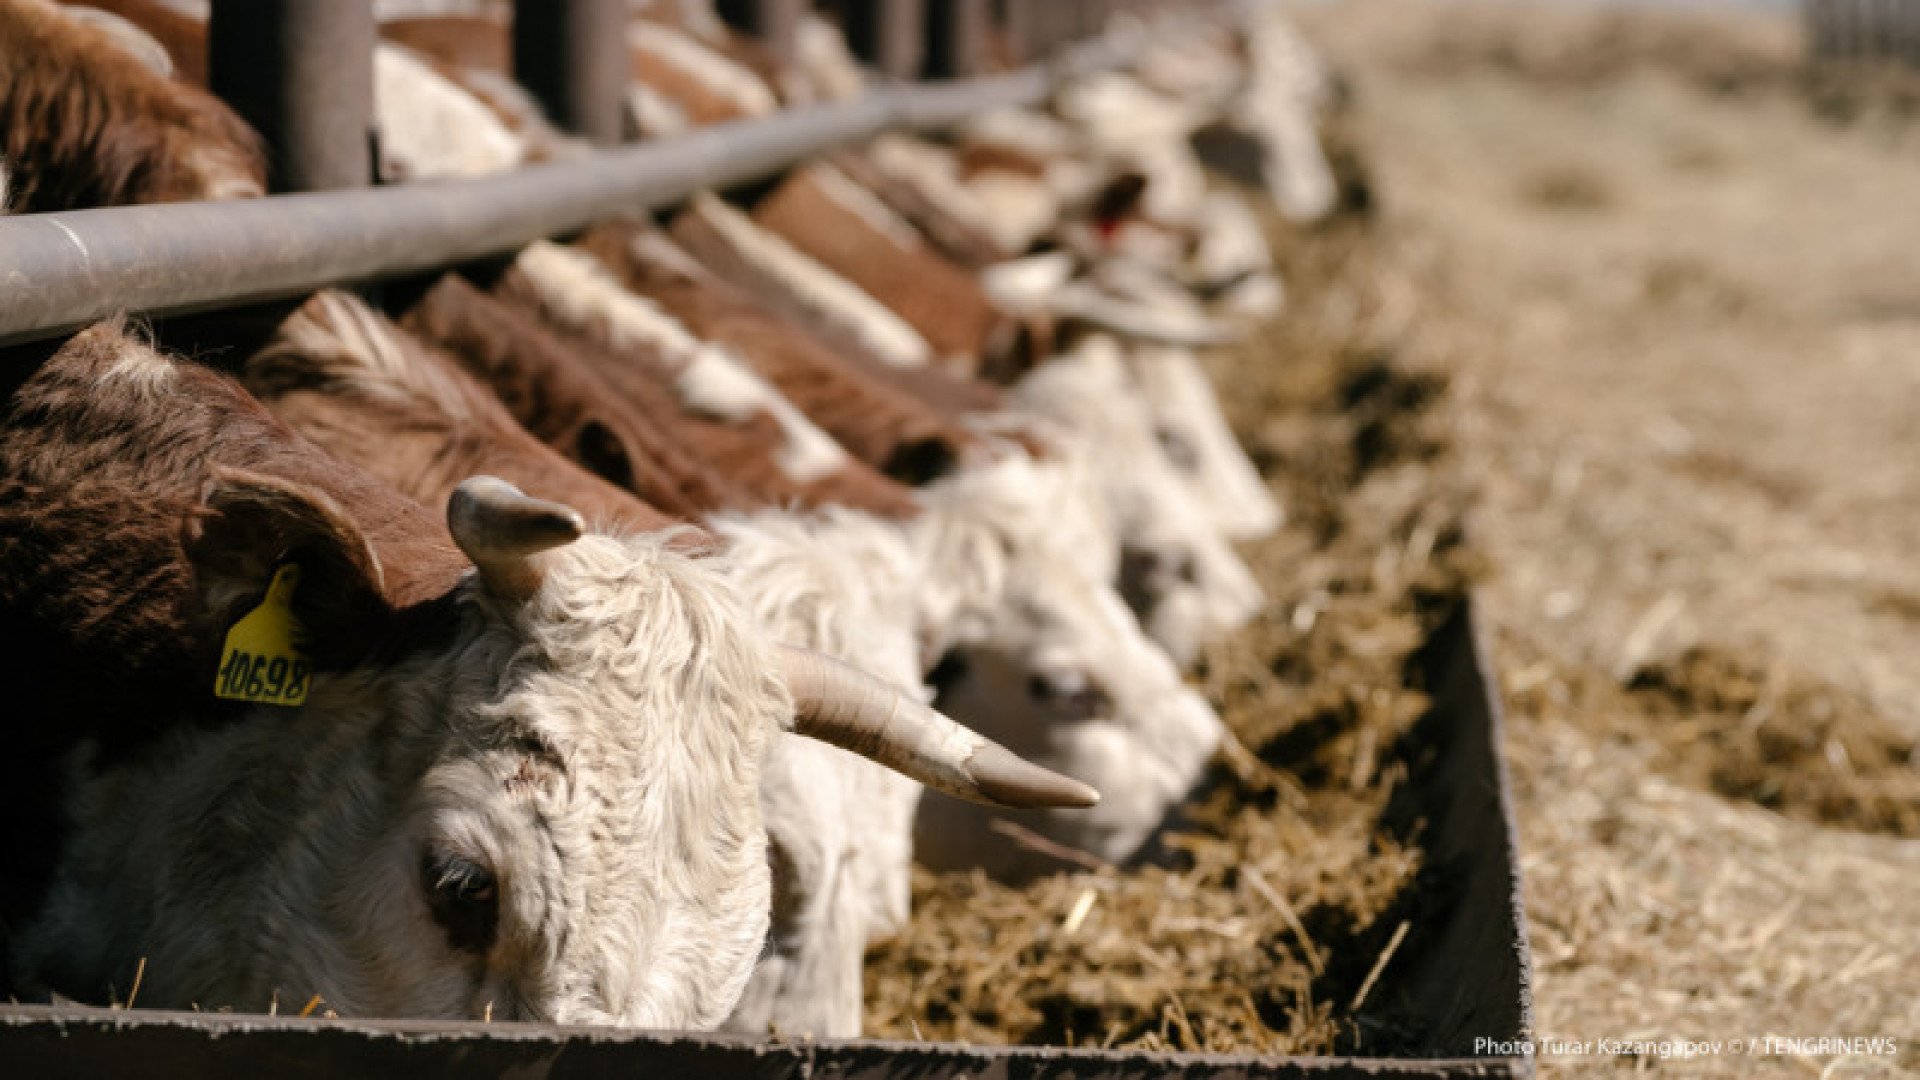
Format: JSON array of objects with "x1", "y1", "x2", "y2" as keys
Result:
[
  {"x1": 403, "y1": 274, "x2": 738, "y2": 522},
  {"x1": 2, "y1": 0, "x2": 263, "y2": 211},
  {"x1": 580, "y1": 220, "x2": 979, "y2": 487}
]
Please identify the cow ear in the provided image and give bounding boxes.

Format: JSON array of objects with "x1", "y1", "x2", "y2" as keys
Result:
[{"x1": 183, "y1": 466, "x2": 391, "y2": 666}]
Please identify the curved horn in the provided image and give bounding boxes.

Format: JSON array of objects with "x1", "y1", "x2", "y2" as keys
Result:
[
  {"x1": 776, "y1": 645, "x2": 1099, "y2": 811},
  {"x1": 448, "y1": 476, "x2": 585, "y2": 604}
]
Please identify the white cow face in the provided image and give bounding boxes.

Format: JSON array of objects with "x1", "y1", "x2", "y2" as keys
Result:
[
  {"x1": 19, "y1": 483, "x2": 783, "y2": 1030},
  {"x1": 1128, "y1": 344, "x2": 1282, "y2": 539},
  {"x1": 355, "y1": 531, "x2": 784, "y2": 1028},
  {"x1": 916, "y1": 558, "x2": 1222, "y2": 878},
  {"x1": 1013, "y1": 337, "x2": 1265, "y2": 665}
]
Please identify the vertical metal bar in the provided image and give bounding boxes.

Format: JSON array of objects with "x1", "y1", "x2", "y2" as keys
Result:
[
  {"x1": 926, "y1": 0, "x2": 990, "y2": 78},
  {"x1": 513, "y1": 0, "x2": 631, "y2": 147},
  {"x1": 844, "y1": 0, "x2": 926, "y2": 80},
  {"x1": 991, "y1": 0, "x2": 1035, "y2": 66},
  {"x1": 209, "y1": 0, "x2": 375, "y2": 193},
  {"x1": 716, "y1": 0, "x2": 805, "y2": 62}
]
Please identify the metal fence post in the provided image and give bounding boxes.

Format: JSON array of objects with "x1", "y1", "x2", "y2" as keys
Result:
[
  {"x1": 716, "y1": 0, "x2": 806, "y2": 62},
  {"x1": 844, "y1": 0, "x2": 926, "y2": 80},
  {"x1": 513, "y1": 0, "x2": 631, "y2": 146},
  {"x1": 208, "y1": 0, "x2": 375, "y2": 193},
  {"x1": 991, "y1": 0, "x2": 1035, "y2": 65},
  {"x1": 926, "y1": 0, "x2": 990, "y2": 78}
]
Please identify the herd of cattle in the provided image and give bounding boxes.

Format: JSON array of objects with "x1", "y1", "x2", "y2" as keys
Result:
[{"x1": 0, "y1": 0, "x2": 1343, "y2": 1041}]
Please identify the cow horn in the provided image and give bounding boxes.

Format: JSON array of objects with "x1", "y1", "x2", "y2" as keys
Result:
[
  {"x1": 448, "y1": 476, "x2": 585, "y2": 604},
  {"x1": 775, "y1": 645, "x2": 1100, "y2": 811}
]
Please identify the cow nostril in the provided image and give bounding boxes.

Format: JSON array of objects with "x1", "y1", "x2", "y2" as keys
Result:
[
  {"x1": 1173, "y1": 553, "x2": 1198, "y2": 586},
  {"x1": 1156, "y1": 426, "x2": 1201, "y2": 472}
]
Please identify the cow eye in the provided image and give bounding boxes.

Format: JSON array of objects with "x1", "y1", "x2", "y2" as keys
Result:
[
  {"x1": 1028, "y1": 673, "x2": 1112, "y2": 721},
  {"x1": 1156, "y1": 426, "x2": 1201, "y2": 471},
  {"x1": 422, "y1": 852, "x2": 499, "y2": 955}
]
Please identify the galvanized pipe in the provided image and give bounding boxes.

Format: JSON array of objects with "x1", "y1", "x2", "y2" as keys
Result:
[
  {"x1": 0, "y1": 68, "x2": 1067, "y2": 346},
  {"x1": 208, "y1": 0, "x2": 376, "y2": 193},
  {"x1": 716, "y1": 0, "x2": 806, "y2": 61},
  {"x1": 512, "y1": 0, "x2": 631, "y2": 146}
]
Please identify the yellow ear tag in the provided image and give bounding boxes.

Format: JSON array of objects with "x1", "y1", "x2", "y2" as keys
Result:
[{"x1": 214, "y1": 564, "x2": 312, "y2": 707}]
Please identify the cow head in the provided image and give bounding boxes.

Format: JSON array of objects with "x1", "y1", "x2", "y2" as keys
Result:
[
  {"x1": 1126, "y1": 343, "x2": 1282, "y2": 540},
  {"x1": 916, "y1": 554, "x2": 1222, "y2": 880},
  {"x1": 1010, "y1": 336, "x2": 1265, "y2": 667},
  {"x1": 908, "y1": 453, "x2": 1222, "y2": 879},
  {"x1": 26, "y1": 471, "x2": 1090, "y2": 1027}
]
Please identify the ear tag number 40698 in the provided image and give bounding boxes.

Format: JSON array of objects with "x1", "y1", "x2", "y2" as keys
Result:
[{"x1": 215, "y1": 564, "x2": 312, "y2": 707}]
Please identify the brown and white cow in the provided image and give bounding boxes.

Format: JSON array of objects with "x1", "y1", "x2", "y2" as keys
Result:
[
  {"x1": 2, "y1": 0, "x2": 262, "y2": 212},
  {"x1": 1, "y1": 319, "x2": 1091, "y2": 1023},
  {"x1": 236, "y1": 290, "x2": 949, "y2": 1038},
  {"x1": 400, "y1": 272, "x2": 748, "y2": 519},
  {"x1": 575, "y1": 217, "x2": 984, "y2": 486}
]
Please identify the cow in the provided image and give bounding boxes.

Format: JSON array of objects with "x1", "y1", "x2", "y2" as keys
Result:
[
  {"x1": 653, "y1": 185, "x2": 1266, "y2": 666},
  {"x1": 391, "y1": 231, "x2": 1229, "y2": 879},
  {"x1": 235, "y1": 290, "x2": 941, "y2": 1038},
  {"x1": 400, "y1": 271, "x2": 748, "y2": 519},
  {"x1": 54, "y1": 0, "x2": 208, "y2": 84},
  {"x1": 374, "y1": 40, "x2": 533, "y2": 182},
  {"x1": 750, "y1": 161, "x2": 1021, "y2": 380},
  {"x1": 627, "y1": 17, "x2": 778, "y2": 138},
  {"x1": 574, "y1": 217, "x2": 983, "y2": 486},
  {"x1": 1125, "y1": 341, "x2": 1284, "y2": 541},
  {"x1": 2, "y1": 0, "x2": 263, "y2": 213},
  {"x1": 1, "y1": 320, "x2": 1093, "y2": 1023},
  {"x1": 239, "y1": 290, "x2": 685, "y2": 538},
  {"x1": 667, "y1": 192, "x2": 1009, "y2": 418},
  {"x1": 496, "y1": 240, "x2": 922, "y2": 519},
  {"x1": 907, "y1": 448, "x2": 1225, "y2": 878},
  {"x1": 1011, "y1": 333, "x2": 1266, "y2": 668}
]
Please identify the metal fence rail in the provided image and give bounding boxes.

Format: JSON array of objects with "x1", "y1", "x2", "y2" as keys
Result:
[{"x1": 0, "y1": 15, "x2": 1158, "y2": 347}]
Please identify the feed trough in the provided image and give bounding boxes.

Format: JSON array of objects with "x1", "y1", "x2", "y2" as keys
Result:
[{"x1": 0, "y1": 601, "x2": 1534, "y2": 1079}]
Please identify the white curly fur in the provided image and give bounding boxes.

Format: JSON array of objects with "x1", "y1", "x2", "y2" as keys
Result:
[
  {"x1": 375, "y1": 43, "x2": 526, "y2": 181},
  {"x1": 908, "y1": 442, "x2": 1117, "y2": 659},
  {"x1": 705, "y1": 508, "x2": 926, "y2": 1038}
]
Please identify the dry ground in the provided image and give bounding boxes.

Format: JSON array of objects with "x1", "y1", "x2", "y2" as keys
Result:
[{"x1": 1290, "y1": 1, "x2": 1920, "y2": 1074}]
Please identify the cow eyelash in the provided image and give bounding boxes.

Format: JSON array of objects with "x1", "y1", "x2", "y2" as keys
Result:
[{"x1": 427, "y1": 854, "x2": 496, "y2": 902}]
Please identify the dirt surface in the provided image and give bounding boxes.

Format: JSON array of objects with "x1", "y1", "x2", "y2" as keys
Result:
[{"x1": 1287, "y1": 2, "x2": 1920, "y2": 1075}]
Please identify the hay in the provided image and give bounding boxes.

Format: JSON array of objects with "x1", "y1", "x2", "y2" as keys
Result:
[
  {"x1": 1283, "y1": 5, "x2": 1920, "y2": 1072},
  {"x1": 865, "y1": 208, "x2": 1479, "y2": 1054}
]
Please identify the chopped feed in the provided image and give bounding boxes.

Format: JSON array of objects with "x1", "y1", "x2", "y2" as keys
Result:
[{"x1": 865, "y1": 207, "x2": 1482, "y2": 1055}]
